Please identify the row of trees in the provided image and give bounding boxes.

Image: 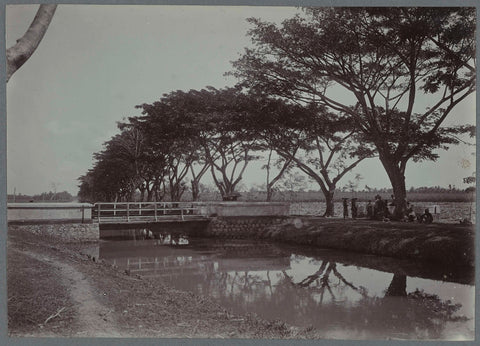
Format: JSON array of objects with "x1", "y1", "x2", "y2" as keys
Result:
[
  {"x1": 79, "y1": 7, "x2": 475, "y2": 218},
  {"x1": 78, "y1": 87, "x2": 372, "y2": 215}
]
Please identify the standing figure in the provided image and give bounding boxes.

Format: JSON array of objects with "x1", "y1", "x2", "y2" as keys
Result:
[
  {"x1": 342, "y1": 198, "x2": 349, "y2": 219},
  {"x1": 366, "y1": 200, "x2": 373, "y2": 219},
  {"x1": 351, "y1": 198, "x2": 358, "y2": 219},
  {"x1": 383, "y1": 198, "x2": 391, "y2": 219},
  {"x1": 374, "y1": 195, "x2": 383, "y2": 220}
]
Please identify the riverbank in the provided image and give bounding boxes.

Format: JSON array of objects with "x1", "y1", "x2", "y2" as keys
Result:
[
  {"x1": 7, "y1": 227, "x2": 320, "y2": 338},
  {"x1": 7, "y1": 218, "x2": 475, "y2": 339},
  {"x1": 205, "y1": 217, "x2": 475, "y2": 267}
]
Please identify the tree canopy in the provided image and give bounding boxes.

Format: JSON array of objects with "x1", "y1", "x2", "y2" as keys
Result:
[
  {"x1": 79, "y1": 7, "x2": 475, "y2": 216},
  {"x1": 231, "y1": 7, "x2": 476, "y2": 217},
  {"x1": 242, "y1": 98, "x2": 374, "y2": 215},
  {"x1": 79, "y1": 86, "x2": 373, "y2": 213}
]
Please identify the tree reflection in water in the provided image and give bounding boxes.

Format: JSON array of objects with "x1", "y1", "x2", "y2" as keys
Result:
[
  {"x1": 101, "y1": 240, "x2": 473, "y2": 340},
  {"x1": 196, "y1": 260, "x2": 471, "y2": 339},
  {"x1": 282, "y1": 262, "x2": 368, "y2": 304},
  {"x1": 385, "y1": 274, "x2": 407, "y2": 296}
]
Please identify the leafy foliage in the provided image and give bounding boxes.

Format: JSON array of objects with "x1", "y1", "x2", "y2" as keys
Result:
[
  {"x1": 230, "y1": 7, "x2": 476, "y2": 216},
  {"x1": 241, "y1": 97, "x2": 374, "y2": 215}
]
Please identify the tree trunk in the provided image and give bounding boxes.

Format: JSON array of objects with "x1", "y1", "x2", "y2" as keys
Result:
[
  {"x1": 139, "y1": 186, "x2": 145, "y2": 202},
  {"x1": 222, "y1": 184, "x2": 237, "y2": 201},
  {"x1": 154, "y1": 188, "x2": 160, "y2": 202},
  {"x1": 170, "y1": 188, "x2": 177, "y2": 202},
  {"x1": 385, "y1": 274, "x2": 407, "y2": 297},
  {"x1": 153, "y1": 179, "x2": 164, "y2": 201},
  {"x1": 147, "y1": 189, "x2": 153, "y2": 202},
  {"x1": 324, "y1": 190, "x2": 335, "y2": 217},
  {"x1": 170, "y1": 181, "x2": 185, "y2": 202},
  {"x1": 191, "y1": 180, "x2": 200, "y2": 201},
  {"x1": 6, "y1": 4, "x2": 57, "y2": 82},
  {"x1": 266, "y1": 183, "x2": 274, "y2": 202},
  {"x1": 380, "y1": 156, "x2": 408, "y2": 219}
]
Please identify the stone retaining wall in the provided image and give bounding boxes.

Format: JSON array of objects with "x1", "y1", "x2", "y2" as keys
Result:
[
  {"x1": 204, "y1": 216, "x2": 474, "y2": 267},
  {"x1": 9, "y1": 223, "x2": 99, "y2": 242},
  {"x1": 205, "y1": 216, "x2": 289, "y2": 238}
]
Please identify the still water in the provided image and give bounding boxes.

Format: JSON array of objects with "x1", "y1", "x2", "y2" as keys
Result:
[{"x1": 96, "y1": 235, "x2": 474, "y2": 340}]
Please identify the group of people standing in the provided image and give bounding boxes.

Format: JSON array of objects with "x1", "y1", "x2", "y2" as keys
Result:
[
  {"x1": 342, "y1": 194, "x2": 388, "y2": 220},
  {"x1": 342, "y1": 194, "x2": 434, "y2": 223}
]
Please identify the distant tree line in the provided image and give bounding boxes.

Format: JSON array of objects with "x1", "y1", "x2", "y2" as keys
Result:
[
  {"x1": 241, "y1": 183, "x2": 475, "y2": 203},
  {"x1": 79, "y1": 7, "x2": 475, "y2": 218},
  {"x1": 8, "y1": 190, "x2": 74, "y2": 203}
]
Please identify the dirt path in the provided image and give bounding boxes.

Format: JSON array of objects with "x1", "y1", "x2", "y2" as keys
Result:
[
  {"x1": 9, "y1": 247, "x2": 128, "y2": 337},
  {"x1": 8, "y1": 228, "x2": 314, "y2": 339}
]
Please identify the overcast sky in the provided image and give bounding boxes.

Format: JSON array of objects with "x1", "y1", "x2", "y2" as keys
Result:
[{"x1": 6, "y1": 5, "x2": 476, "y2": 196}]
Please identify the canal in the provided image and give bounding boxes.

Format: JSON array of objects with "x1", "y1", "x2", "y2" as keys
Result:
[{"x1": 92, "y1": 232, "x2": 474, "y2": 340}]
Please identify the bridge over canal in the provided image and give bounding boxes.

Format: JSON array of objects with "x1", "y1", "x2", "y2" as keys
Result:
[
  {"x1": 93, "y1": 202, "x2": 212, "y2": 239},
  {"x1": 93, "y1": 201, "x2": 290, "y2": 224},
  {"x1": 94, "y1": 201, "x2": 291, "y2": 239},
  {"x1": 8, "y1": 201, "x2": 291, "y2": 239},
  {"x1": 93, "y1": 202, "x2": 210, "y2": 224}
]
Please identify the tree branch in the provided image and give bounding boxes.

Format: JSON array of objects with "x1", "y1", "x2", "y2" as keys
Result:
[{"x1": 6, "y1": 4, "x2": 57, "y2": 82}]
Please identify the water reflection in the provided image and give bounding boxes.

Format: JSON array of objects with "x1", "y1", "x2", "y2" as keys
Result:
[{"x1": 98, "y1": 237, "x2": 474, "y2": 340}]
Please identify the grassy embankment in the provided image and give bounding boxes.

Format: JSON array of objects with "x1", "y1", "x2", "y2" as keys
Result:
[{"x1": 206, "y1": 218, "x2": 475, "y2": 268}]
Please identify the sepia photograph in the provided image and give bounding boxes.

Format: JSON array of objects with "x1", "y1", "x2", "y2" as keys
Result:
[{"x1": 4, "y1": 3, "x2": 477, "y2": 342}]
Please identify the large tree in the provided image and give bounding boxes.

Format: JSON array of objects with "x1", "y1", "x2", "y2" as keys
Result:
[
  {"x1": 193, "y1": 88, "x2": 261, "y2": 200},
  {"x1": 7, "y1": 4, "x2": 57, "y2": 82},
  {"x1": 134, "y1": 102, "x2": 197, "y2": 202},
  {"x1": 139, "y1": 87, "x2": 261, "y2": 201},
  {"x1": 231, "y1": 7, "x2": 475, "y2": 217},
  {"x1": 78, "y1": 148, "x2": 136, "y2": 203},
  {"x1": 78, "y1": 122, "x2": 169, "y2": 202},
  {"x1": 116, "y1": 122, "x2": 170, "y2": 202},
  {"x1": 245, "y1": 99, "x2": 373, "y2": 216}
]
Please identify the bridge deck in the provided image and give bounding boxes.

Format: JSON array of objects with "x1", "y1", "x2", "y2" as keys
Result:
[
  {"x1": 94, "y1": 202, "x2": 209, "y2": 224},
  {"x1": 95, "y1": 215, "x2": 210, "y2": 224}
]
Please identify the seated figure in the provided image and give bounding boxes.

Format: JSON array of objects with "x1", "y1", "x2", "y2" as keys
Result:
[{"x1": 419, "y1": 208, "x2": 433, "y2": 224}]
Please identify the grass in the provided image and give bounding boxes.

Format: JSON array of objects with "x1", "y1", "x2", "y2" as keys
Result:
[
  {"x1": 7, "y1": 246, "x2": 76, "y2": 336},
  {"x1": 207, "y1": 217, "x2": 475, "y2": 268}
]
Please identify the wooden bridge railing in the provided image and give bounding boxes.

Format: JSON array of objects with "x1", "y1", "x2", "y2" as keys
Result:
[{"x1": 93, "y1": 202, "x2": 207, "y2": 224}]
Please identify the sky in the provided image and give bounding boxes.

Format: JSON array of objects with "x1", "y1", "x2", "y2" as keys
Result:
[{"x1": 6, "y1": 5, "x2": 476, "y2": 196}]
